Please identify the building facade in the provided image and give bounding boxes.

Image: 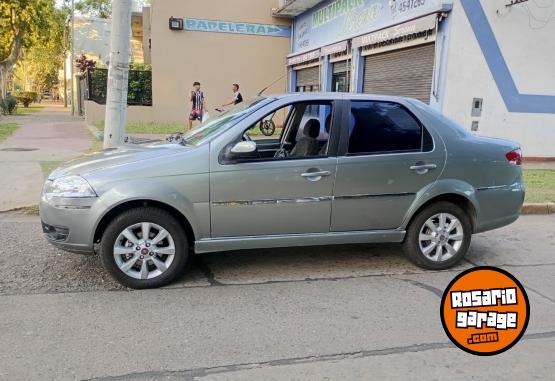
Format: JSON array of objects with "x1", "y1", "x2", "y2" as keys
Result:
[
  {"x1": 147, "y1": 0, "x2": 291, "y2": 123},
  {"x1": 275, "y1": 0, "x2": 555, "y2": 158},
  {"x1": 85, "y1": 0, "x2": 291, "y2": 125}
]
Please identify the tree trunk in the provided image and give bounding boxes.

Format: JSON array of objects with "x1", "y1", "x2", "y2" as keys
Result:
[{"x1": 0, "y1": 29, "x2": 24, "y2": 98}]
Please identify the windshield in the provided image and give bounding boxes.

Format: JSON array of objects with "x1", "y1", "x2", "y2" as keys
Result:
[{"x1": 183, "y1": 97, "x2": 269, "y2": 146}]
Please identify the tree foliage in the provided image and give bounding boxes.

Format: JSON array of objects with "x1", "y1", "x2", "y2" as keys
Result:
[
  {"x1": 0, "y1": 0, "x2": 62, "y2": 97},
  {"x1": 13, "y1": 4, "x2": 67, "y2": 94},
  {"x1": 75, "y1": 0, "x2": 112, "y2": 19}
]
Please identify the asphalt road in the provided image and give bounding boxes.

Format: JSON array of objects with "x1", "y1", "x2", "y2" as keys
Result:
[{"x1": 0, "y1": 213, "x2": 554, "y2": 380}]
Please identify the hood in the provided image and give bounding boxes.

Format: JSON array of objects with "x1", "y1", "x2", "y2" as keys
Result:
[{"x1": 49, "y1": 142, "x2": 188, "y2": 180}]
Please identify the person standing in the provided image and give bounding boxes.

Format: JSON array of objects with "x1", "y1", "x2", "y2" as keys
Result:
[
  {"x1": 221, "y1": 83, "x2": 243, "y2": 108},
  {"x1": 188, "y1": 81, "x2": 205, "y2": 130}
]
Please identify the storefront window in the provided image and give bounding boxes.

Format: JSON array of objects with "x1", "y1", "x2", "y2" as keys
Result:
[{"x1": 296, "y1": 85, "x2": 320, "y2": 92}]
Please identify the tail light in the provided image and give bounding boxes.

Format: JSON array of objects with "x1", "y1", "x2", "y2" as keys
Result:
[{"x1": 506, "y1": 149, "x2": 522, "y2": 165}]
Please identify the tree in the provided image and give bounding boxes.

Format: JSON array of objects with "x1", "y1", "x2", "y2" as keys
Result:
[
  {"x1": 74, "y1": 0, "x2": 150, "y2": 19},
  {"x1": 0, "y1": 0, "x2": 57, "y2": 98},
  {"x1": 75, "y1": 0, "x2": 112, "y2": 18},
  {"x1": 12, "y1": 5, "x2": 67, "y2": 95}
]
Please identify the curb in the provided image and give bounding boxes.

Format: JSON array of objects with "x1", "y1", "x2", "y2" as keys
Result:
[
  {"x1": 86, "y1": 124, "x2": 103, "y2": 141},
  {"x1": 521, "y1": 203, "x2": 555, "y2": 215}
]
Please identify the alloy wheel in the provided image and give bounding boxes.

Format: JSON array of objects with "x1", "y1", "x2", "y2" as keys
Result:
[
  {"x1": 113, "y1": 222, "x2": 176, "y2": 280},
  {"x1": 418, "y1": 213, "x2": 464, "y2": 262}
]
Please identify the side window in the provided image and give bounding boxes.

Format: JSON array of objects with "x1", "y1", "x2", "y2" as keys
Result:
[
  {"x1": 294, "y1": 103, "x2": 332, "y2": 143},
  {"x1": 347, "y1": 101, "x2": 430, "y2": 155},
  {"x1": 244, "y1": 106, "x2": 289, "y2": 142},
  {"x1": 239, "y1": 102, "x2": 334, "y2": 160}
]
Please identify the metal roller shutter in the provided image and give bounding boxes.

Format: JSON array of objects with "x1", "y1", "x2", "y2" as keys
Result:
[
  {"x1": 333, "y1": 61, "x2": 348, "y2": 74},
  {"x1": 296, "y1": 66, "x2": 320, "y2": 87},
  {"x1": 363, "y1": 43, "x2": 435, "y2": 103}
]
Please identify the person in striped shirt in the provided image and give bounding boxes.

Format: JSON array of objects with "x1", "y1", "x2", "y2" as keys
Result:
[{"x1": 188, "y1": 81, "x2": 205, "y2": 130}]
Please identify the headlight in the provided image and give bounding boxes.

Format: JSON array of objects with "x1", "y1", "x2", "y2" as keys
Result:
[{"x1": 44, "y1": 176, "x2": 97, "y2": 198}]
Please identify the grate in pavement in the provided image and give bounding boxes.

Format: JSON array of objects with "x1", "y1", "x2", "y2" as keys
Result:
[{"x1": 0, "y1": 147, "x2": 38, "y2": 152}]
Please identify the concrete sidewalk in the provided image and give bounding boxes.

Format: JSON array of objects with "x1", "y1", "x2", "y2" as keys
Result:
[{"x1": 0, "y1": 102, "x2": 91, "y2": 211}]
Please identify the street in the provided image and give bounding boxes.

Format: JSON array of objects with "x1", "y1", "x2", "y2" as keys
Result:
[{"x1": 1, "y1": 212, "x2": 554, "y2": 380}]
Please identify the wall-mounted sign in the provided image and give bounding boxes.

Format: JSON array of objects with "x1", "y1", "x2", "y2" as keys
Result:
[
  {"x1": 293, "y1": 0, "x2": 451, "y2": 53},
  {"x1": 169, "y1": 17, "x2": 183, "y2": 30},
  {"x1": 286, "y1": 49, "x2": 321, "y2": 66},
  {"x1": 352, "y1": 13, "x2": 437, "y2": 48},
  {"x1": 183, "y1": 18, "x2": 291, "y2": 37}
]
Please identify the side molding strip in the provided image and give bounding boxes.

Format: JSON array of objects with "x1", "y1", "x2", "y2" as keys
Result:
[{"x1": 195, "y1": 230, "x2": 406, "y2": 253}]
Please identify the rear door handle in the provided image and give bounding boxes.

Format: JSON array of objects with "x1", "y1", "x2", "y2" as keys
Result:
[{"x1": 409, "y1": 163, "x2": 437, "y2": 175}]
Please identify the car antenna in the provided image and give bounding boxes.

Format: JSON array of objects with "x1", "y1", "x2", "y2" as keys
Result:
[{"x1": 257, "y1": 74, "x2": 286, "y2": 96}]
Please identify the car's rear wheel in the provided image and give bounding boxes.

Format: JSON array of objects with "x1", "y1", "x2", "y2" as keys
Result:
[
  {"x1": 100, "y1": 207, "x2": 189, "y2": 289},
  {"x1": 402, "y1": 201, "x2": 471, "y2": 269}
]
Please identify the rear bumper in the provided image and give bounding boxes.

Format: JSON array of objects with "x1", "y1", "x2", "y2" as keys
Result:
[{"x1": 474, "y1": 182, "x2": 525, "y2": 233}]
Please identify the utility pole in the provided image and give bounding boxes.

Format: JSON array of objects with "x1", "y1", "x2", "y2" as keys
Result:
[
  {"x1": 63, "y1": 14, "x2": 69, "y2": 108},
  {"x1": 70, "y1": 0, "x2": 75, "y2": 115},
  {"x1": 103, "y1": 0, "x2": 132, "y2": 149}
]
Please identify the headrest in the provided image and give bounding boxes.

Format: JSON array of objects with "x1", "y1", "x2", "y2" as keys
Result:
[{"x1": 304, "y1": 119, "x2": 320, "y2": 139}]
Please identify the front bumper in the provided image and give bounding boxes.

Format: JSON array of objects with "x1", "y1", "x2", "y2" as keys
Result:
[{"x1": 39, "y1": 194, "x2": 103, "y2": 255}]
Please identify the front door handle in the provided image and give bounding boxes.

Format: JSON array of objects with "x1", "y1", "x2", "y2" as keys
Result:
[
  {"x1": 301, "y1": 170, "x2": 331, "y2": 181},
  {"x1": 409, "y1": 163, "x2": 437, "y2": 175},
  {"x1": 409, "y1": 164, "x2": 437, "y2": 170}
]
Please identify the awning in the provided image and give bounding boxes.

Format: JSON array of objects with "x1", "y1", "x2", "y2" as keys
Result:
[
  {"x1": 321, "y1": 40, "x2": 348, "y2": 56},
  {"x1": 286, "y1": 49, "x2": 321, "y2": 66},
  {"x1": 352, "y1": 14, "x2": 437, "y2": 48},
  {"x1": 272, "y1": 0, "x2": 326, "y2": 18}
]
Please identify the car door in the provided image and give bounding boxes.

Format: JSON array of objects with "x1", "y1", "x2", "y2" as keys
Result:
[
  {"x1": 209, "y1": 100, "x2": 342, "y2": 238},
  {"x1": 331, "y1": 99, "x2": 446, "y2": 232}
]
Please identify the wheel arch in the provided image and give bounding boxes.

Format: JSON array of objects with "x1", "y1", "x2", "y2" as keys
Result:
[
  {"x1": 402, "y1": 192, "x2": 478, "y2": 233},
  {"x1": 93, "y1": 199, "x2": 196, "y2": 249}
]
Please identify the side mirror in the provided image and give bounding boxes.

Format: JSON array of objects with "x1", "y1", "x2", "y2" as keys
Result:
[{"x1": 228, "y1": 141, "x2": 258, "y2": 159}]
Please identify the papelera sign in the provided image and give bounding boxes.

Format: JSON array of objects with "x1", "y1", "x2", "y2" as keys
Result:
[{"x1": 183, "y1": 18, "x2": 291, "y2": 38}]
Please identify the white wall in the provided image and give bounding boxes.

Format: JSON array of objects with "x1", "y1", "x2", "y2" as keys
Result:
[{"x1": 441, "y1": 0, "x2": 555, "y2": 158}]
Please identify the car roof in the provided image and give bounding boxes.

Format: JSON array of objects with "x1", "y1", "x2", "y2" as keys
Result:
[{"x1": 268, "y1": 92, "x2": 415, "y2": 103}]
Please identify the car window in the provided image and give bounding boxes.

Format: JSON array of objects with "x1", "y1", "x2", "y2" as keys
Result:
[
  {"x1": 231, "y1": 101, "x2": 334, "y2": 162},
  {"x1": 183, "y1": 97, "x2": 268, "y2": 146},
  {"x1": 294, "y1": 104, "x2": 332, "y2": 143},
  {"x1": 347, "y1": 101, "x2": 428, "y2": 155},
  {"x1": 244, "y1": 105, "x2": 291, "y2": 142}
]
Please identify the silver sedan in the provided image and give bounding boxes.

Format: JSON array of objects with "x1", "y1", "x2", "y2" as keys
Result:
[{"x1": 40, "y1": 93, "x2": 525, "y2": 288}]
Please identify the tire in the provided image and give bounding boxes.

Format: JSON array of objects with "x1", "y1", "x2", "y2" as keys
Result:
[
  {"x1": 260, "y1": 120, "x2": 276, "y2": 136},
  {"x1": 100, "y1": 207, "x2": 189, "y2": 289},
  {"x1": 402, "y1": 201, "x2": 472, "y2": 270}
]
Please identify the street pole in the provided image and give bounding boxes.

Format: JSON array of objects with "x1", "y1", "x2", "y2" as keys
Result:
[
  {"x1": 63, "y1": 17, "x2": 68, "y2": 108},
  {"x1": 103, "y1": 0, "x2": 132, "y2": 149},
  {"x1": 63, "y1": 58, "x2": 68, "y2": 108},
  {"x1": 70, "y1": 0, "x2": 75, "y2": 115}
]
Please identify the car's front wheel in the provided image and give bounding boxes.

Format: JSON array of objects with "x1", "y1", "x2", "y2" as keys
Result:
[
  {"x1": 402, "y1": 201, "x2": 471, "y2": 270},
  {"x1": 100, "y1": 207, "x2": 189, "y2": 289}
]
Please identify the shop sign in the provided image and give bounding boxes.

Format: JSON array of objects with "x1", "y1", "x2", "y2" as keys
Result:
[
  {"x1": 321, "y1": 41, "x2": 348, "y2": 56},
  {"x1": 286, "y1": 49, "x2": 321, "y2": 66},
  {"x1": 184, "y1": 18, "x2": 291, "y2": 38},
  {"x1": 293, "y1": 0, "x2": 451, "y2": 52},
  {"x1": 352, "y1": 13, "x2": 436, "y2": 47}
]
